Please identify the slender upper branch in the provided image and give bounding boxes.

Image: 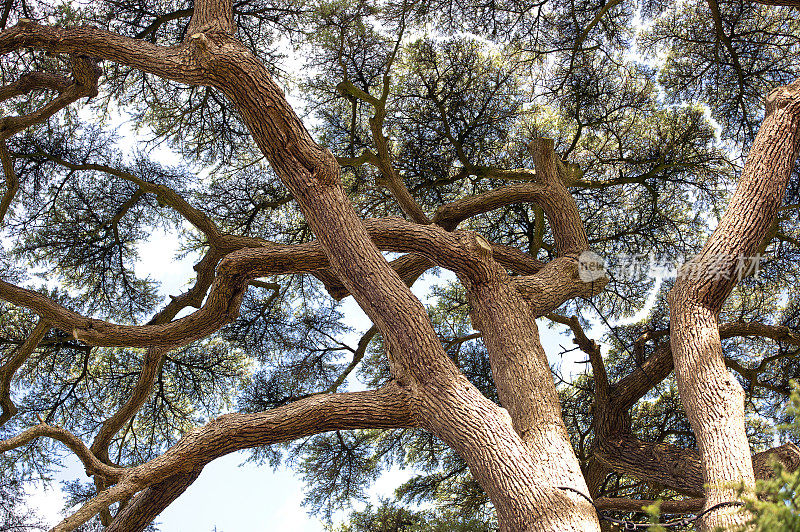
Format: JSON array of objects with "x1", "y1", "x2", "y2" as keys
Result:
[
  {"x1": 0, "y1": 423, "x2": 124, "y2": 479},
  {"x1": 89, "y1": 346, "x2": 171, "y2": 461},
  {"x1": 0, "y1": 318, "x2": 49, "y2": 425}
]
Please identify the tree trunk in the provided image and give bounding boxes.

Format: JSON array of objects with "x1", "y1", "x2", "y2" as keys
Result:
[
  {"x1": 668, "y1": 78, "x2": 800, "y2": 530},
  {"x1": 201, "y1": 28, "x2": 600, "y2": 532}
]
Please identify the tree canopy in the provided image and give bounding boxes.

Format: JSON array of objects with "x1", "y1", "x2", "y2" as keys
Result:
[{"x1": 1, "y1": 0, "x2": 800, "y2": 531}]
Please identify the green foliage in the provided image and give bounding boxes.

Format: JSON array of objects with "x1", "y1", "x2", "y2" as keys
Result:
[
  {"x1": 329, "y1": 499, "x2": 493, "y2": 532},
  {"x1": 734, "y1": 384, "x2": 800, "y2": 531},
  {"x1": 1, "y1": 0, "x2": 800, "y2": 529},
  {"x1": 643, "y1": 501, "x2": 667, "y2": 532}
]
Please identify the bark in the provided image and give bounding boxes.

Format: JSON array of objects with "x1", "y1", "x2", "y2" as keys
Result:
[
  {"x1": 105, "y1": 468, "x2": 202, "y2": 532},
  {"x1": 0, "y1": 318, "x2": 48, "y2": 425},
  {"x1": 2, "y1": 3, "x2": 795, "y2": 527},
  {"x1": 0, "y1": 67, "x2": 76, "y2": 223},
  {"x1": 0, "y1": 218, "x2": 548, "y2": 349},
  {"x1": 557, "y1": 312, "x2": 800, "y2": 503},
  {"x1": 0, "y1": 6, "x2": 603, "y2": 530},
  {"x1": 209, "y1": 36, "x2": 598, "y2": 529},
  {"x1": 594, "y1": 436, "x2": 800, "y2": 497},
  {"x1": 752, "y1": 0, "x2": 800, "y2": 6},
  {"x1": 445, "y1": 138, "x2": 604, "y2": 521},
  {"x1": 3, "y1": 385, "x2": 413, "y2": 531},
  {"x1": 668, "y1": 78, "x2": 800, "y2": 530}
]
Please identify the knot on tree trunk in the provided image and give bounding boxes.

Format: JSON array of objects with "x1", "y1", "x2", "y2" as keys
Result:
[{"x1": 766, "y1": 78, "x2": 800, "y2": 117}]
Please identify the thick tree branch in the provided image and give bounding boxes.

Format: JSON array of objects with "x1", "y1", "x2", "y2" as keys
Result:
[
  {"x1": 594, "y1": 437, "x2": 800, "y2": 497},
  {"x1": 514, "y1": 256, "x2": 606, "y2": 317},
  {"x1": 0, "y1": 54, "x2": 100, "y2": 141},
  {"x1": 432, "y1": 182, "x2": 550, "y2": 231},
  {"x1": 1, "y1": 21, "x2": 601, "y2": 530},
  {"x1": 667, "y1": 80, "x2": 800, "y2": 526},
  {"x1": 0, "y1": 70, "x2": 69, "y2": 102},
  {"x1": 52, "y1": 384, "x2": 414, "y2": 531},
  {"x1": 558, "y1": 312, "x2": 800, "y2": 499},
  {"x1": 0, "y1": 21, "x2": 205, "y2": 85},
  {"x1": 0, "y1": 218, "x2": 546, "y2": 348},
  {"x1": 186, "y1": 0, "x2": 234, "y2": 37},
  {"x1": 105, "y1": 467, "x2": 202, "y2": 532},
  {"x1": 528, "y1": 139, "x2": 590, "y2": 255}
]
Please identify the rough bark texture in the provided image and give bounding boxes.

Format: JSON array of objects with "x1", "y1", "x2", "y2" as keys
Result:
[
  {"x1": 0, "y1": 5, "x2": 602, "y2": 531},
  {"x1": 3, "y1": 1, "x2": 796, "y2": 530},
  {"x1": 208, "y1": 31, "x2": 599, "y2": 531},
  {"x1": 753, "y1": 0, "x2": 800, "y2": 6},
  {"x1": 557, "y1": 309, "x2": 800, "y2": 506},
  {"x1": 105, "y1": 468, "x2": 203, "y2": 532},
  {"x1": 668, "y1": 78, "x2": 800, "y2": 530}
]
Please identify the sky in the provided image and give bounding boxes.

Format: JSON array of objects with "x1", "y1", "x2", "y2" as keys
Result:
[
  {"x1": 14, "y1": 5, "x2": 666, "y2": 528},
  {"x1": 25, "y1": 221, "x2": 601, "y2": 530}
]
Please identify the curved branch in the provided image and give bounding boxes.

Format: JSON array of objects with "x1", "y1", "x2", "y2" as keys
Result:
[
  {"x1": 615, "y1": 322, "x2": 800, "y2": 413},
  {"x1": 0, "y1": 70, "x2": 70, "y2": 101},
  {"x1": 52, "y1": 384, "x2": 414, "y2": 531},
  {"x1": 594, "y1": 437, "x2": 800, "y2": 497},
  {"x1": 0, "y1": 55, "x2": 100, "y2": 140},
  {"x1": 326, "y1": 326, "x2": 378, "y2": 392},
  {"x1": 89, "y1": 346, "x2": 170, "y2": 460},
  {"x1": 0, "y1": 21, "x2": 205, "y2": 85},
  {"x1": 105, "y1": 467, "x2": 202, "y2": 532},
  {"x1": 528, "y1": 138, "x2": 589, "y2": 256},
  {"x1": 0, "y1": 423, "x2": 124, "y2": 479},
  {"x1": 432, "y1": 182, "x2": 549, "y2": 231},
  {"x1": 135, "y1": 8, "x2": 194, "y2": 40},
  {"x1": 514, "y1": 256, "x2": 606, "y2": 317},
  {"x1": 0, "y1": 318, "x2": 49, "y2": 425},
  {"x1": 0, "y1": 218, "x2": 542, "y2": 348}
]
